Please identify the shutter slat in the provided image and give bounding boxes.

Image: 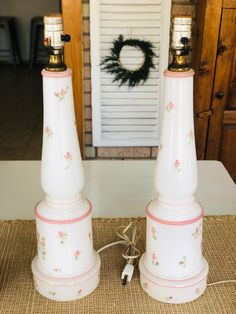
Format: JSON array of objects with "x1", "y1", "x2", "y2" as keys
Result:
[
  {"x1": 101, "y1": 98, "x2": 158, "y2": 105},
  {"x1": 101, "y1": 85, "x2": 158, "y2": 93},
  {"x1": 101, "y1": 78, "x2": 158, "y2": 86},
  {"x1": 102, "y1": 112, "x2": 157, "y2": 119},
  {"x1": 101, "y1": 92, "x2": 158, "y2": 99},
  {"x1": 102, "y1": 106, "x2": 157, "y2": 112},
  {"x1": 102, "y1": 125, "x2": 157, "y2": 132},
  {"x1": 100, "y1": 28, "x2": 161, "y2": 36},
  {"x1": 102, "y1": 118, "x2": 157, "y2": 125},
  {"x1": 101, "y1": 0, "x2": 162, "y2": 4},
  {"x1": 101, "y1": 13, "x2": 161, "y2": 20},
  {"x1": 101, "y1": 20, "x2": 160, "y2": 28},
  {"x1": 101, "y1": 5, "x2": 161, "y2": 13}
]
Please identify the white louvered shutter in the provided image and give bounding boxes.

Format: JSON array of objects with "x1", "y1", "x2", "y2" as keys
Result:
[{"x1": 90, "y1": 0, "x2": 171, "y2": 146}]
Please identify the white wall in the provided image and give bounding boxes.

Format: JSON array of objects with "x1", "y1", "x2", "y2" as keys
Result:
[{"x1": 0, "y1": 0, "x2": 60, "y2": 61}]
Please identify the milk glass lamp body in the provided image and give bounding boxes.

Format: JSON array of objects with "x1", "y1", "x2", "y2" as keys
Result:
[
  {"x1": 139, "y1": 16, "x2": 208, "y2": 304},
  {"x1": 31, "y1": 15, "x2": 100, "y2": 301}
]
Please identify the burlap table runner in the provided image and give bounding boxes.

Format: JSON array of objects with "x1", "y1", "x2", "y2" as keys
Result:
[{"x1": 0, "y1": 217, "x2": 235, "y2": 314}]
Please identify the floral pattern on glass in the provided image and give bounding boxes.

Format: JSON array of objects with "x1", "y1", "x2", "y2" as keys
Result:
[
  {"x1": 174, "y1": 159, "x2": 181, "y2": 172},
  {"x1": 152, "y1": 253, "x2": 159, "y2": 266},
  {"x1": 143, "y1": 282, "x2": 148, "y2": 290},
  {"x1": 188, "y1": 129, "x2": 194, "y2": 144},
  {"x1": 64, "y1": 152, "x2": 72, "y2": 170},
  {"x1": 179, "y1": 256, "x2": 187, "y2": 268},
  {"x1": 166, "y1": 101, "x2": 175, "y2": 112},
  {"x1": 44, "y1": 126, "x2": 53, "y2": 139},
  {"x1": 75, "y1": 250, "x2": 81, "y2": 260},
  {"x1": 37, "y1": 232, "x2": 46, "y2": 260},
  {"x1": 58, "y1": 231, "x2": 67, "y2": 244},
  {"x1": 49, "y1": 291, "x2": 56, "y2": 296},
  {"x1": 192, "y1": 223, "x2": 202, "y2": 240},
  {"x1": 151, "y1": 226, "x2": 157, "y2": 240},
  {"x1": 54, "y1": 86, "x2": 69, "y2": 101},
  {"x1": 158, "y1": 143, "x2": 163, "y2": 152}
]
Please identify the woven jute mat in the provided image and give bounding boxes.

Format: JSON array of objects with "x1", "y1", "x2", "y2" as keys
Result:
[{"x1": 0, "y1": 217, "x2": 235, "y2": 314}]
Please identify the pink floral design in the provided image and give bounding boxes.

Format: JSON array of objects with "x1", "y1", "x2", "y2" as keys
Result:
[
  {"x1": 179, "y1": 256, "x2": 187, "y2": 268},
  {"x1": 174, "y1": 159, "x2": 181, "y2": 171},
  {"x1": 64, "y1": 152, "x2": 72, "y2": 170},
  {"x1": 143, "y1": 282, "x2": 148, "y2": 289},
  {"x1": 165, "y1": 296, "x2": 173, "y2": 301},
  {"x1": 75, "y1": 250, "x2": 81, "y2": 260},
  {"x1": 188, "y1": 129, "x2": 193, "y2": 144},
  {"x1": 158, "y1": 143, "x2": 163, "y2": 152},
  {"x1": 58, "y1": 231, "x2": 67, "y2": 244},
  {"x1": 54, "y1": 86, "x2": 69, "y2": 101},
  {"x1": 44, "y1": 126, "x2": 53, "y2": 138},
  {"x1": 166, "y1": 101, "x2": 175, "y2": 112},
  {"x1": 151, "y1": 226, "x2": 157, "y2": 240},
  {"x1": 49, "y1": 291, "x2": 56, "y2": 296},
  {"x1": 152, "y1": 253, "x2": 159, "y2": 266},
  {"x1": 77, "y1": 289, "x2": 82, "y2": 296},
  {"x1": 192, "y1": 223, "x2": 202, "y2": 240},
  {"x1": 37, "y1": 233, "x2": 46, "y2": 260}
]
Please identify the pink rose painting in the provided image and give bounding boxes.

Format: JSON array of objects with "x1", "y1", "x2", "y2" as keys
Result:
[
  {"x1": 58, "y1": 231, "x2": 67, "y2": 244},
  {"x1": 174, "y1": 159, "x2": 181, "y2": 171},
  {"x1": 54, "y1": 86, "x2": 69, "y2": 101},
  {"x1": 75, "y1": 250, "x2": 81, "y2": 260},
  {"x1": 166, "y1": 101, "x2": 175, "y2": 112},
  {"x1": 152, "y1": 253, "x2": 159, "y2": 266}
]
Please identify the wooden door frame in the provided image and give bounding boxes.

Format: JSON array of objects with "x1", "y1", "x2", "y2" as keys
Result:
[
  {"x1": 61, "y1": 0, "x2": 84, "y2": 157},
  {"x1": 206, "y1": 8, "x2": 236, "y2": 159},
  {"x1": 193, "y1": 0, "x2": 236, "y2": 160},
  {"x1": 192, "y1": 0, "x2": 223, "y2": 159}
]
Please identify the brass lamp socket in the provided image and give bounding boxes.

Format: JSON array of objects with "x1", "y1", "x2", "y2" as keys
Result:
[
  {"x1": 44, "y1": 14, "x2": 70, "y2": 72},
  {"x1": 168, "y1": 15, "x2": 192, "y2": 72}
]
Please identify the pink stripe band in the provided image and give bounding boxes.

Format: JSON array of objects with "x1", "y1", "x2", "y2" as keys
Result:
[
  {"x1": 42, "y1": 68, "x2": 72, "y2": 78},
  {"x1": 164, "y1": 69, "x2": 195, "y2": 78},
  {"x1": 35, "y1": 207, "x2": 92, "y2": 225},
  {"x1": 142, "y1": 275, "x2": 206, "y2": 289},
  {"x1": 146, "y1": 208, "x2": 204, "y2": 226}
]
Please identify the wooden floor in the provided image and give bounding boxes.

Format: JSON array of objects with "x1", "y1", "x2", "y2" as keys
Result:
[{"x1": 0, "y1": 64, "x2": 43, "y2": 160}]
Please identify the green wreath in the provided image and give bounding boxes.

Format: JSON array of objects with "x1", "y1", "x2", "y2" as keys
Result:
[{"x1": 101, "y1": 35, "x2": 156, "y2": 88}]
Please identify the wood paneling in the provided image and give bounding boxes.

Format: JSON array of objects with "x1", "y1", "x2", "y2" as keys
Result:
[
  {"x1": 206, "y1": 9, "x2": 236, "y2": 159},
  {"x1": 223, "y1": 0, "x2": 236, "y2": 8},
  {"x1": 192, "y1": 0, "x2": 222, "y2": 159},
  {"x1": 61, "y1": 0, "x2": 84, "y2": 157},
  {"x1": 221, "y1": 113, "x2": 236, "y2": 179}
]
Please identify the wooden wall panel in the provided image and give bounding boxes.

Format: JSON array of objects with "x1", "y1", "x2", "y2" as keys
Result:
[
  {"x1": 192, "y1": 0, "x2": 222, "y2": 159},
  {"x1": 61, "y1": 0, "x2": 84, "y2": 157},
  {"x1": 220, "y1": 111, "x2": 236, "y2": 181},
  {"x1": 206, "y1": 9, "x2": 236, "y2": 159}
]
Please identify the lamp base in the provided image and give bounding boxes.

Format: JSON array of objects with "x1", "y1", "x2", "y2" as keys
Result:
[
  {"x1": 139, "y1": 254, "x2": 208, "y2": 304},
  {"x1": 32, "y1": 251, "x2": 101, "y2": 301}
]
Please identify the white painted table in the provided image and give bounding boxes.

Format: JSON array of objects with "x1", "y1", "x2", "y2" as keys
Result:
[{"x1": 0, "y1": 160, "x2": 235, "y2": 219}]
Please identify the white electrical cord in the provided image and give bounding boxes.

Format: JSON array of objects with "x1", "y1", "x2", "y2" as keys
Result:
[
  {"x1": 207, "y1": 280, "x2": 236, "y2": 286},
  {"x1": 97, "y1": 221, "x2": 141, "y2": 286},
  {"x1": 97, "y1": 222, "x2": 236, "y2": 288}
]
